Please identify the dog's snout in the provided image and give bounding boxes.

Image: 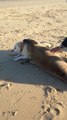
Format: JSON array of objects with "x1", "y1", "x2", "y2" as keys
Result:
[{"x1": 11, "y1": 50, "x2": 14, "y2": 52}]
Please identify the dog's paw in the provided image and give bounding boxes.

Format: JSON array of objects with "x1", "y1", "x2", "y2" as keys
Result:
[{"x1": 20, "y1": 59, "x2": 30, "y2": 64}]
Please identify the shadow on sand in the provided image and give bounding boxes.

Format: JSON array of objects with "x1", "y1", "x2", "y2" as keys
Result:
[{"x1": 0, "y1": 50, "x2": 67, "y2": 91}]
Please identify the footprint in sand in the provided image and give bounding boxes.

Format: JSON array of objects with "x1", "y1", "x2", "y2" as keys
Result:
[
  {"x1": 44, "y1": 86, "x2": 57, "y2": 97},
  {"x1": 0, "y1": 81, "x2": 12, "y2": 90},
  {"x1": 2, "y1": 110, "x2": 18, "y2": 117},
  {"x1": 40, "y1": 102, "x2": 63, "y2": 120}
]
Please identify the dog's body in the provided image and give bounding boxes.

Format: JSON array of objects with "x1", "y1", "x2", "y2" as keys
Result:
[
  {"x1": 23, "y1": 39, "x2": 67, "y2": 83},
  {"x1": 11, "y1": 39, "x2": 67, "y2": 62},
  {"x1": 56, "y1": 51, "x2": 67, "y2": 62}
]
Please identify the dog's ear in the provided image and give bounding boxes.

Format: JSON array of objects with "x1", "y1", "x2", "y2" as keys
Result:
[{"x1": 23, "y1": 39, "x2": 38, "y2": 45}]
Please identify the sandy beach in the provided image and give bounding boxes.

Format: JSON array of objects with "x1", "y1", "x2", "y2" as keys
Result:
[{"x1": 0, "y1": 1, "x2": 67, "y2": 120}]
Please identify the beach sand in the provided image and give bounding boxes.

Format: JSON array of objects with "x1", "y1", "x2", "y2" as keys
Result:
[{"x1": 0, "y1": 1, "x2": 67, "y2": 120}]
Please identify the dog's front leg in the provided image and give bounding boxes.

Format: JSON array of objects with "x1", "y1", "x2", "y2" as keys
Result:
[
  {"x1": 13, "y1": 53, "x2": 22, "y2": 59},
  {"x1": 13, "y1": 55, "x2": 25, "y2": 61}
]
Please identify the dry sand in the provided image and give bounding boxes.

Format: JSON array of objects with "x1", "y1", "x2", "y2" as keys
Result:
[{"x1": 0, "y1": 1, "x2": 67, "y2": 120}]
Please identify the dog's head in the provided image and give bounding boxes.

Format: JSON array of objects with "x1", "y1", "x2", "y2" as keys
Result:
[
  {"x1": 11, "y1": 39, "x2": 37, "y2": 62},
  {"x1": 11, "y1": 38, "x2": 38, "y2": 60},
  {"x1": 11, "y1": 41, "x2": 24, "y2": 55}
]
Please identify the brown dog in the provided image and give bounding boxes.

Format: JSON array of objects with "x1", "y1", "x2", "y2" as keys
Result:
[{"x1": 22, "y1": 39, "x2": 67, "y2": 83}]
